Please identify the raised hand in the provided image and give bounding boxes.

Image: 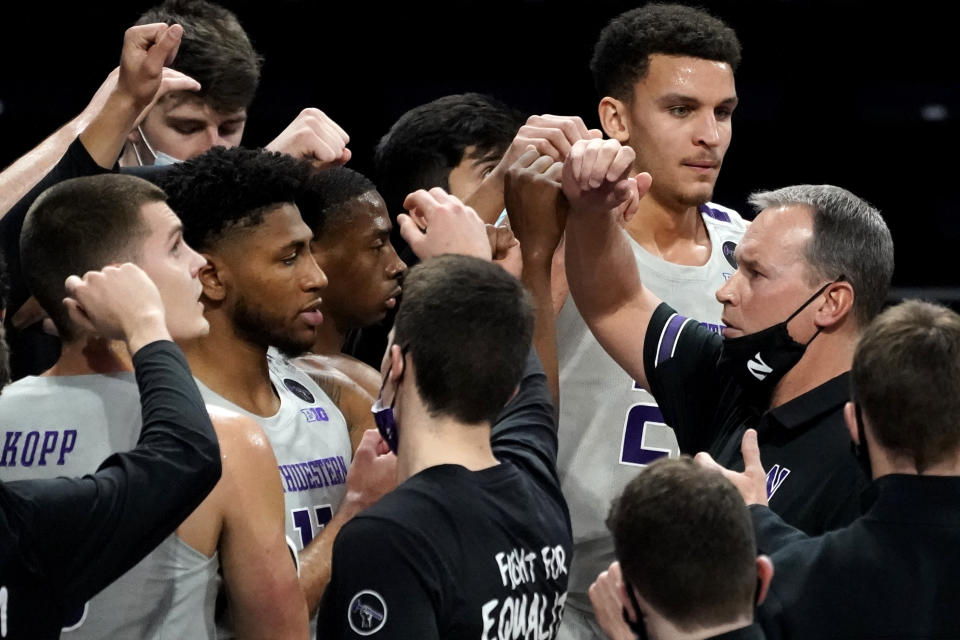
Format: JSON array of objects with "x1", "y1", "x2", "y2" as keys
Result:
[
  {"x1": 589, "y1": 562, "x2": 639, "y2": 640},
  {"x1": 63, "y1": 263, "x2": 171, "y2": 354},
  {"x1": 266, "y1": 108, "x2": 351, "y2": 169},
  {"x1": 398, "y1": 188, "x2": 492, "y2": 261},
  {"x1": 562, "y1": 138, "x2": 650, "y2": 219},
  {"x1": 343, "y1": 429, "x2": 398, "y2": 511},
  {"x1": 504, "y1": 147, "x2": 566, "y2": 263},
  {"x1": 117, "y1": 22, "x2": 191, "y2": 111}
]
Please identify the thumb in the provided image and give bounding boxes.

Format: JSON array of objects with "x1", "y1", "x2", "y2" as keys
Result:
[
  {"x1": 741, "y1": 428, "x2": 764, "y2": 474},
  {"x1": 63, "y1": 298, "x2": 96, "y2": 335},
  {"x1": 634, "y1": 172, "x2": 652, "y2": 199}
]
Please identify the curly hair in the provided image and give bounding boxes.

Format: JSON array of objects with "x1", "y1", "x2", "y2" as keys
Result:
[
  {"x1": 158, "y1": 146, "x2": 312, "y2": 251},
  {"x1": 591, "y1": 3, "x2": 741, "y2": 100}
]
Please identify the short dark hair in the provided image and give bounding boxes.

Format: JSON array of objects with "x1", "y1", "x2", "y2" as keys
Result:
[
  {"x1": 852, "y1": 300, "x2": 960, "y2": 472},
  {"x1": 607, "y1": 458, "x2": 757, "y2": 630},
  {"x1": 394, "y1": 255, "x2": 533, "y2": 425},
  {"x1": 158, "y1": 146, "x2": 312, "y2": 251},
  {"x1": 591, "y1": 3, "x2": 741, "y2": 100},
  {"x1": 748, "y1": 185, "x2": 894, "y2": 326},
  {"x1": 20, "y1": 175, "x2": 163, "y2": 341},
  {"x1": 136, "y1": 0, "x2": 263, "y2": 113},
  {"x1": 373, "y1": 93, "x2": 523, "y2": 214},
  {"x1": 297, "y1": 167, "x2": 378, "y2": 240}
]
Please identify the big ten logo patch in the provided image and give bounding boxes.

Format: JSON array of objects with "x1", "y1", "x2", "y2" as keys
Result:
[
  {"x1": 348, "y1": 590, "x2": 387, "y2": 635},
  {"x1": 300, "y1": 407, "x2": 329, "y2": 423}
]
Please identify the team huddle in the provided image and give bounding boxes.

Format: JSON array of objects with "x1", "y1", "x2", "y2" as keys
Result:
[{"x1": 0, "y1": 2, "x2": 958, "y2": 639}]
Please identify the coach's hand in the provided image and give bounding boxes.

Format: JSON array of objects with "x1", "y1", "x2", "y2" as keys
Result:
[
  {"x1": 266, "y1": 108, "x2": 351, "y2": 169},
  {"x1": 695, "y1": 429, "x2": 769, "y2": 506}
]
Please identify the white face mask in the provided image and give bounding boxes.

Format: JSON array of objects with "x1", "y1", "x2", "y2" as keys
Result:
[{"x1": 134, "y1": 125, "x2": 183, "y2": 167}]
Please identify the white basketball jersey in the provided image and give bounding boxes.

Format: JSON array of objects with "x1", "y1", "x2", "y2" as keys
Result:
[
  {"x1": 0, "y1": 373, "x2": 219, "y2": 638},
  {"x1": 195, "y1": 349, "x2": 353, "y2": 565},
  {"x1": 556, "y1": 203, "x2": 747, "y2": 611}
]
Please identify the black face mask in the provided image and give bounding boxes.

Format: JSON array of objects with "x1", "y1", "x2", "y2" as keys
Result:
[
  {"x1": 851, "y1": 403, "x2": 872, "y2": 478},
  {"x1": 623, "y1": 578, "x2": 763, "y2": 639},
  {"x1": 718, "y1": 276, "x2": 845, "y2": 402}
]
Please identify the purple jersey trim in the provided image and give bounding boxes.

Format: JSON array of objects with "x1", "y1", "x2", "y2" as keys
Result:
[
  {"x1": 655, "y1": 313, "x2": 692, "y2": 367},
  {"x1": 699, "y1": 204, "x2": 731, "y2": 223}
]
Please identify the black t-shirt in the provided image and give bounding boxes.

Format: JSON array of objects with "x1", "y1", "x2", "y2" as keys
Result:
[
  {"x1": 643, "y1": 303, "x2": 867, "y2": 536},
  {"x1": 0, "y1": 341, "x2": 221, "y2": 638},
  {"x1": 317, "y1": 351, "x2": 573, "y2": 639}
]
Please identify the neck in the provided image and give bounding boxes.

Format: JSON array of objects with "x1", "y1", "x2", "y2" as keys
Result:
[
  {"x1": 180, "y1": 310, "x2": 277, "y2": 416},
  {"x1": 651, "y1": 614, "x2": 754, "y2": 640},
  {"x1": 46, "y1": 336, "x2": 133, "y2": 377},
  {"x1": 770, "y1": 331, "x2": 855, "y2": 408},
  {"x1": 396, "y1": 398, "x2": 499, "y2": 482},
  {"x1": 311, "y1": 313, "x2": 346, "y2": 355},
  {"x1": 870, "y1": 448, "x2": 960, "y2": 479},
  {"x1": 624, "y1": 189, "x2": 710, "y2": 266}
]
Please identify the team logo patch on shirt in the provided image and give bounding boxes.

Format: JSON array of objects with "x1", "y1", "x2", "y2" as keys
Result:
[
  {"x1": 722, "y1": 241, "x2": 739, "y2": 269},
  {"x1": 283, "y1": 378, "x2": 315, "y2": 404},
  {"x1": 348, "y1": 590, "x2": 387, "y2": 635}
]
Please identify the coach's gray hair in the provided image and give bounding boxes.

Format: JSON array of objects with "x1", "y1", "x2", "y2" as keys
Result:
[{"x1": 748, "y1": 185, "x2": 894, "y2": 326}]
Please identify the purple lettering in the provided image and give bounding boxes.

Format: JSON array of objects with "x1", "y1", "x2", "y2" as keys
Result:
[
  {"x1": 278, "y1": 465, "x2": 299, "y2": 492},
  {"x1": 1, "y1": 432, "x2": 22, "y2": 467},
  {"x1": 21, "y1": 431, "x2": 40, "y2": 466},
  {"x1": 58, "y1": 430, "x2": 76, "y2": 465},
  {"x1": 38, "y1": 431, "x2": 58, "y2": 466}
]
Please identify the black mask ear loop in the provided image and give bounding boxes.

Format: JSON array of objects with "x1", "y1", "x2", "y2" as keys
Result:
[
  {"x1": 622, "y1": 582, "x2": 649, "y2": 640},
  {"x1": 785, "y1": 274, "x2": 847, "y2": 346}
]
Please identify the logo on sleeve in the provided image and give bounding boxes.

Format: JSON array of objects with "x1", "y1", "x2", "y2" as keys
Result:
[
  {"x1": 283, "y1": 378, "x2": 316, "y2": 404},
  {"x1": 348, "y1": 590, "x2": 387, "y2": 635}
]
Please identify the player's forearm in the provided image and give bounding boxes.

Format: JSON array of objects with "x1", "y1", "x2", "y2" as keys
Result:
[
  {"x1": 79, "y1": 89, "x2": 141, "y2": 170},
  {"x1": 565, "y1": 211, "x2": 644, "y2": 325},
  {"x1": 522, "y1": 254, "x2": 560, "y2": 409},
  {"x1": 298, "y1": 501, "x2": 361, "y2": 615},
  {"x1": 0, "y1": 118, "x2": 84, "y2": 219}
]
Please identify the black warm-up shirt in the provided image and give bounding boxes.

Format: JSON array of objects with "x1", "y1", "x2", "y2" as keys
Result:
[
  {"x1": 0, "y1": 341, "x2": 221, "y2": 638},
  {"x1": 317, "y1": 352, "x2": 573, "y2": 639},
  {"x1": 644, "y1": 303, "x2": 868, "y2": 535}
]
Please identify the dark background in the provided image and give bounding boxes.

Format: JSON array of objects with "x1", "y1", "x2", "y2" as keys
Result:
[{"x1": 1, "y1": 1, "x2": 956, "y2": 297}]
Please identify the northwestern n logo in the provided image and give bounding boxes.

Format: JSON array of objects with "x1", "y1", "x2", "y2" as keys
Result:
[
  {"x1": 766, "y1": 464, "x2": 791, "y2": 498},
  {"x1": 747, "y1": 352, "x2": 773, "y2": 380}
]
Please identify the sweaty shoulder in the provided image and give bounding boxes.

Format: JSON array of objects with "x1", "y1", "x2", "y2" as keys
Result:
[{"x1": 206, "y1": 405, "x2": 276, "y2": 463}]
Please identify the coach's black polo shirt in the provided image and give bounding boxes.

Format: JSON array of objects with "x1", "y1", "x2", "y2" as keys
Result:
[{"x1": 643, "y1": 303, "x2": 867, "y2": 536}]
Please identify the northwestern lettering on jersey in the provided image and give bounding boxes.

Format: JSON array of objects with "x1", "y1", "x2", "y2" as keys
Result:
[
  {"x1": 0, "y1": 429, "x2": 77, "y2": 467},
  {"x1": 278, "y1": 455, "x2": 348, "y2": 493}
]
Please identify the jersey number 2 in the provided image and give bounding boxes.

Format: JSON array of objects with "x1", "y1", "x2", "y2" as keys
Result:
[{"x1": 620, "y1": 381, "x2": 671, "y2": 466}]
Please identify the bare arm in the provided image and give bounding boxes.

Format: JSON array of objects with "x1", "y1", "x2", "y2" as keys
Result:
[
  {"x1": 215, "y1": 413, "x2": 310, "y2": 639},
  {"x1": 562, "y1": 138, "x2": 661, "y2": 389},
  {"x1": 295, "y1": 359, "x2": 377, "y2": 452},
  {"x1": 0, "y1": 25, "x2": 199, "y2": 220},
  {"x1": 504, "y1": 148, "x2": 567, "y2": 406},
  {"x1": 298, "y1": 429, "x2": 397, "y2": 614}
]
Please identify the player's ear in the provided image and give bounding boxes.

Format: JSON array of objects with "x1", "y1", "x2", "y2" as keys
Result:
[
  {"x1": 198, "y1": 254, "x2": 227, "y2": 302},
  {"x1": 599, "y1": 97, "x2": 631, "y2": 143}
]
